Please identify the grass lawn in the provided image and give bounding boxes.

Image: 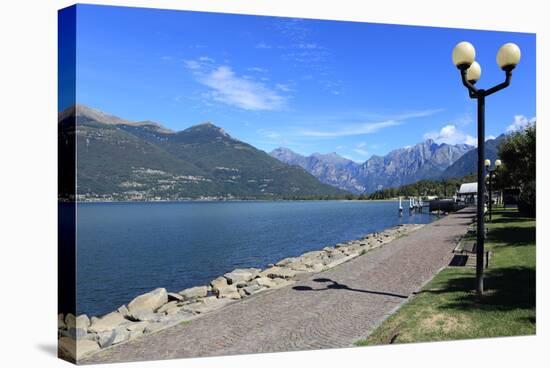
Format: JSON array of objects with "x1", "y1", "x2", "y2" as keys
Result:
[{"x1": 356, "y1": 208, "x2": 536, "y2": 346}]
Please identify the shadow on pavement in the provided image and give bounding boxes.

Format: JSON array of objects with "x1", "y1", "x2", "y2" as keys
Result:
[{"x1": 292, "y1": 278, "x2": 409, "y2": 299}]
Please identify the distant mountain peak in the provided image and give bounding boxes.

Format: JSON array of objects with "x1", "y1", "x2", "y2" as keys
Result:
[
  {"x1": 59, "y1": 104, "x2": 174, "y2": 133},
  {"x1": 272, "y1": 139, "x2": 474, "y2": 194},
  {"x1": 272, "y1": 147, "x2": 296, "y2": 154},
  {"x1": 184, "y1": 121, "x2": 231, "y2": 138}
]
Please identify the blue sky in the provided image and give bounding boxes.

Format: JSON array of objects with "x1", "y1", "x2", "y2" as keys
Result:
[{"x1": 66, "y1": 4, "x2": 536, "y2": 162}]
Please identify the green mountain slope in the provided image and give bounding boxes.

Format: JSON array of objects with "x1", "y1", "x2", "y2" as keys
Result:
[
  {"x1": 120, "y1": 121, "x2": 345, "y2": 198},
  {"x1": 60, "y1": 105, "x2": 346, "y2": 200}
]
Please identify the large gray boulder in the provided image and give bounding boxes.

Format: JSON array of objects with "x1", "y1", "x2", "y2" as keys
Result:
[
  {"x1": 243, "y1": 283, "x2": 264, "y2": 295},
  {"x1": 157, "y1": 301, "x2": 179, "y2": 314},
  {"x1": 275, "y1": 257, "x2": 298, "y2": 267},
  {"x1": 167, "y1": 292, "x2": 184, "y2": 301},
  {"x1": 259, "y1": 266, "x2": 297, "y2": 279},
  {"x1": 125, "y1": 321, "x2": 150, "y2": 340},
  {"x1": 210, "y1": 277, "x2": 228, "y2": 293},
  {"x1": 117, "y1": 305, "x2": 130, "y2": 319},
  {"x1": 178, "y1": 285, "x2": 208, "y2": 300},
  {"x1": 214, "y1": 284, "x2": 241, "y2": 299},
  {"x1": 88, "y1": 311, "x2": 127, "y2": 333},
  {"x1": 254, "y1": 277, "x2": 276, "y2": 288},
  {"x1": 129, "y1": 311, "x2": 164, "y2": 322},
  {"x1": 223, "y1": 268, "x2": 261, "y2": 285},
  {"x1": 127, "y1": 288, "x2": 168, "y2": 317},
  {"x1": 287, "y1": 261, "x2": 310, "y2": 272}
]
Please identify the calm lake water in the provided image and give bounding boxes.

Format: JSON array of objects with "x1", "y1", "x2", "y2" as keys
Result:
[{"x1": 75, "y1": 200, "x2": 434, "y2": 316}]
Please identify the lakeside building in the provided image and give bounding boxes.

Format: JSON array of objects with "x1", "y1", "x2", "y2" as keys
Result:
[{"x1": 458, "y1": 182, "x2": 478, "y2": 205}]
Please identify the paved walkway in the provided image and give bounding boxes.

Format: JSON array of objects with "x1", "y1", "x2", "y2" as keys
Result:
[{"x1": 84, "y1": 208, "x2": 475, "y2": 364}]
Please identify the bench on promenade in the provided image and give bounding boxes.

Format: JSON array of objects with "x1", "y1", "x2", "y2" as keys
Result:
[{"x1": 450, "y1": 240, "x2": 492, "y2": 268}]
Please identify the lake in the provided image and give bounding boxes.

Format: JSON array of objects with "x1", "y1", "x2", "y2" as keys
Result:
[{"x1": 74, "y1": 200, "x2": 434, "y2": 316}]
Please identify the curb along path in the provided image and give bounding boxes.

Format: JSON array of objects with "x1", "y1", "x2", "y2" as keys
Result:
[{"x1": 84, "y1": 208, "x2": 475, "y2": 364}]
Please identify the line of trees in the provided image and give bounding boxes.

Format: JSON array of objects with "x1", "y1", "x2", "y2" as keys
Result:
[
  {"x1": 281, "y1": 174, "x2": 477, "y2": 201},
  {"x1": 496, "y1": 123, "x2": 536, "y2": 217},
  {"x1": 365, "y1": 175, "x2": 476, "y2": 200}
]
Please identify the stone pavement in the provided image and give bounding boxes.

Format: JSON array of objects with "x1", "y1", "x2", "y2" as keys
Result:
[{"x1": 84, "y1": 208, "x2": 475, "y2": 364}]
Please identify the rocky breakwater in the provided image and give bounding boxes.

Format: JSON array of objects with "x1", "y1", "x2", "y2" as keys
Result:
[{"x1": 58, "y1": 223, "x2": 424, "y2": 361}]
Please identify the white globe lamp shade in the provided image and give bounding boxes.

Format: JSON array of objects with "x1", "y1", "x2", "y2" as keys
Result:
[
  {"x1": 497, "y1": 43, "x2": 521, "y2": 70},
  {"x1": 466, "y1": 61, "x2": 482, "y2": 82},
  {"x1": 484, "y1": 159, "x2": 491, "y2": 168},
  {"x1": 452, "y1": 41, "x2": 476, "y2": 67},
  {"x1": 495, "y1": 159, "x2": 502, "y2": 168}
]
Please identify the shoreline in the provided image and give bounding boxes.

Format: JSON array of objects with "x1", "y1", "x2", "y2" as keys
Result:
[
  {"x1": 62, "y1": 198, "x2": 400, "y2": 204},
  {"x1": 58, "y1": 222, "x2": 427, "y2": 361}
]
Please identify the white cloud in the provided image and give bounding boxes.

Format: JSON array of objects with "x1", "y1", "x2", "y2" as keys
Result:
[
  {"x1": 200, "y1": 66, "x2": 285, "y2": 111},
  {"x1": 198, "y1": 56, "x2": 215, "y2": 63},
  {"x1": 297, "y1": 108, "x2": 442, "y2": 138},
  {"x1": 183, "y1": 60, "x2": 202, "y2": 70},
  {"x1": 424, "y1": 125, "x2": 477, "y2": 146},
  {"x1": 506, "y1": 115, "x2": 536, "y2": 133},
  {"x1": 184, "y1": 59, "x2": 286, "y2": 111},
  {"x1": 392, "y1": 109, "x2": 445, "y2": 120},
  {"x1": 486, "y1": 135, "x2": 496, "y2": 141},
  {"x1": 353, "y1": 148, "x2": 370, "y2": 156},
  {"x1": 302, "y1": 120, "x2": 401, "y2": 137}
]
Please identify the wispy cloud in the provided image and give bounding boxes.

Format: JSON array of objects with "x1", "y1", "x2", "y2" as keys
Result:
[
  {"x1": 506, "y1": 115, "x2": 536, "y2": 132},
  {"x1": 301, "y1": 120, "x2": 401, "y2": 137},
  {"x1": 353, "y1": 148, "x2": 370, "y2": 156},
  {"x1": 201, "y1": 66, "x2": 285, "y2": 111},
  {"x1": 198, "y1": 56, "x2": 215, "y2": 63},
  {"x1": 391, "y1": 109, "x2": 445, "y2": 120},
  {"x1": 296, "y1": 108, "x2": 441, "y2": 138},
  {"x1": 423, "y1": 125, "x2": 477, "y2": 146},
  {"x1": 183, "y1": 58, "x2": 287, "y2": 111},
  {"x1": 183, "y1": 59, "x2": 202, "y2": 70}
]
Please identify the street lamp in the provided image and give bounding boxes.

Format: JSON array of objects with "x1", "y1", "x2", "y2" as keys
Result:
[
  {"x1": 452, "y1": 41, "x2": 520, "y2": 295},
  {"x1": 485, "y1": 159, "x2": 502, "y2": 222}
]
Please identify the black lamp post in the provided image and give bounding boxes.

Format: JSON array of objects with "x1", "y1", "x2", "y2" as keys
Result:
[
  {"x1": 452, "y1": 41, "x2": 521, "y2": 295},
  {"x1": 485, "y1": 159, "x2": 502, "y2": 222}
]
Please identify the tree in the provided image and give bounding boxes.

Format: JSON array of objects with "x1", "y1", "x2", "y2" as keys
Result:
[{"x1": 498, "y1": 123, "x2": 536, "y2": 216}]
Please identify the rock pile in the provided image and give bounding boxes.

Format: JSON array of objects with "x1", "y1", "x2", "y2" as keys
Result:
[{"x1": 58, "y1": 223, "x2": 423, "y2": 361}]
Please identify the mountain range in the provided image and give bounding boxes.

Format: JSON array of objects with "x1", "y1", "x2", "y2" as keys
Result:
[
  {"x1": 271, "y1": 139, "x2": 476, "y2": 194},
  {"x1": 59, "y1": 104, "x2": 506, "y2": 200},
  {"x1": 441, "y1": 134, "x2": 505, "y2": 178},
  {"x1": 59, "y1": 105, "x2": 346, "y2": 200}
]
